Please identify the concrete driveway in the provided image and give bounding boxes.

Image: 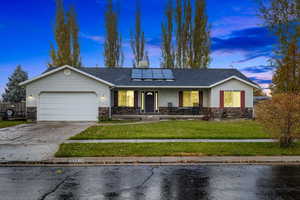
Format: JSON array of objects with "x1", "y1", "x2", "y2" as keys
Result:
[{"x1": 0, "y1": 122, "x2": 93, "y2": 162}]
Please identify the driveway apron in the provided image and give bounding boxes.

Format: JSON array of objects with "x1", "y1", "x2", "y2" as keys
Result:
[{"x1": 0, "y1": 122, "x2": 92, "y2": 162}]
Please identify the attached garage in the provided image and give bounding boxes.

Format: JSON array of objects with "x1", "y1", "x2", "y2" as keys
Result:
[
  {"x1": 38, "y1": 92, "x2": 98, "y2": 121},
  {"x1": 21, "y1": 66, "x2": 113, "y2": 122}
]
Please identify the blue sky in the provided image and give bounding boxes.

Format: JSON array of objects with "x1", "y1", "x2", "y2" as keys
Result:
[{"x1": 0, "y1": 0, "x2": 276, "y2": 95}]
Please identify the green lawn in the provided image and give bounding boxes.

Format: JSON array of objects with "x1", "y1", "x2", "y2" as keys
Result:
[
  {"x1": 71, "y1": 120, "x2": 270, "y2": 140},
  {"x1": 55, "y1": 142, "x2": 300, "y2": 157},
  {"x1": 99, "y1": 120, "x2": 140, "y2": 124},
  {"x1": 0, "y1": 121, "x2": 26, "y2": 129}
]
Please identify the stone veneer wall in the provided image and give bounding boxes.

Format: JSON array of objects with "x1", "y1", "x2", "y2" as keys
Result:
[
  {"x1": 111, "y1": 107, "x2": 141, "y2": 115},
  {"x1": 26, "y1": 107, "x2": 37, "y2": 121},
  {"x1": 158, "y1": 107, "x2": 206, "y2": 115},
  {"x1": 111, "y1": 106, "x2": 253, "y2": 119},
  {"x1": 99, "y1": 107, "x2": 110, "y2": 120},
  {"x1": 208, "y1": 108, "x2": 253, "y2": 119}
]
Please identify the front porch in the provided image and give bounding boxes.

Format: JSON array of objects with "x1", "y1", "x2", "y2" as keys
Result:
[
  {"x1": 111, "y1": 114, "x2": 205, "y2": 121},
  {"x1": 111, "y1": 88, "x2": 210, "y2": 115}
]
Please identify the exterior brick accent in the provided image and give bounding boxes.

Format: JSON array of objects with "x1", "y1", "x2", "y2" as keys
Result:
[
  {"x1": 26, "y1": 107, "x2": 37, "y2": 121},
  {"x1": 209, "y1": 107, "x2": 253, "y2": 119},
  {"x1": 99, "y1": 107, "x2": 110, "y2": 120},
  {"x1": 158, "y1": 107, "x2": 205, "y2": 115},
  {"x1": 112, "y1": 107, "x2": 141, "y2": 115}
]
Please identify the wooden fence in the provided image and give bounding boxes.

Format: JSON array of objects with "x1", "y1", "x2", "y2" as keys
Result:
[{"x1": 0, "y1": 102, "x2": 26, "y2": 119}]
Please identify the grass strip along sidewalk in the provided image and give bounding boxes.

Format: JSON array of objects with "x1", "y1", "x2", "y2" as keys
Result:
[
  {"x1": 55, "y1": 142, "x2": 300, "y2": 157},
  {"x1": 71, "y1": 120, "x2": 269, "y2": 140},
  {"x1": 0, "y1": 121, "x2": 27, "y2": 129}
]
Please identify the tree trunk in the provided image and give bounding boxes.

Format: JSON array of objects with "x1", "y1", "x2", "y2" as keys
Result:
[{"x1": 279, "y1": 136, "x2": 293, "y2": 147}]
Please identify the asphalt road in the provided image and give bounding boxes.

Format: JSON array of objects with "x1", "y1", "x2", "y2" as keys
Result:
[{"x1": 0, "y1": 165, "x2": 300, "y2": 200}]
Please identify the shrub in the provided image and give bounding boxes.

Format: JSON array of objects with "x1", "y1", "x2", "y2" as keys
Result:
[{"x1": 256, "y1": 93, "x2": 300, "y2": 147}]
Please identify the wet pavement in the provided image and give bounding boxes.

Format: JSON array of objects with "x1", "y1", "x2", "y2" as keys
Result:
[
  {"x1": 0, "y1": 122, "x2": 93, "y2": 161},
  {"x1": 0, "y1": 165, "x2": 300, "y2": 200}
]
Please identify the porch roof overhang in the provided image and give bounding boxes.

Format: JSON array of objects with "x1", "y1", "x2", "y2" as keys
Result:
[{"x1": 115, "y1": 76, "x2": 260, "y2": 89}]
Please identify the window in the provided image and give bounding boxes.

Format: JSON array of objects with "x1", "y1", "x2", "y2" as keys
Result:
[
  {"x1": 183, "y1": 91, "x2": 199, "y2": 107},
  {"x1": 118, "y1": 90, "x2": 134, "y2": 107},
  {"x1": 224, "y1": 91, "x2": 241, "y2": 107}
]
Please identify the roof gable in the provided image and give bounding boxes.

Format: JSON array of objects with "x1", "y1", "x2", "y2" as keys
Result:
[{"x1": 20, "y1": 65, "x2": 115, "y2": 87}]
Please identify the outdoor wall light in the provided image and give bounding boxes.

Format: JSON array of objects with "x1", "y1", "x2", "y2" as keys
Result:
[
  {"x1": 28, "y1": 95, "x2": 34, "y2": 99},
  {"x1": 100, "y1": 95, "x2": 105, "y2": 101}
]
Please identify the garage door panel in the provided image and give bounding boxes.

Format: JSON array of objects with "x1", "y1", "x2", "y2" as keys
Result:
[{"x1": 38, "y1": 93, "x2": 98, "y2": 121}]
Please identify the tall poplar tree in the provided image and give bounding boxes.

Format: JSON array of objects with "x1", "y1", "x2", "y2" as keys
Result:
[
  {"x1": 183, "y1": 0, "x2": 192, "y2": 68},
  {"x1": 49, "y1": 0, "x2": 81, "y2": 67},
  {"x1": 191, "y1": 0, "x2": 210, "y2": 68},
  {"x1": 104, "y1": 0, "x2": 123, "y2": 68},
  {"x1": 161, "y1": 0, "x2": 175, "y2": 68},
  {"x1": 175, "y1": 0, "x2": 184, "y2": 68},
  {"x1": 130, "y1": 1, "x2": 147, "y2": 67},
  {"x1": 163, "y1": 0, "x2": 210, "y2": 69},
  {"x1": 68, "y1": 8, "x2": 81, "y2": 67}
]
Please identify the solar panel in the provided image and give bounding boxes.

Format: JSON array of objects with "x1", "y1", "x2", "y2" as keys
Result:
[
  {"x1": 142, "y1": 69, "x2": 153, "y2": 79},
  {"x1": 131, "y1": 69, "x2": 174, "y2": 81},
  {"x1": 162, "y1": 69, "x2": 174, "y2": 79},
  {"x1": 132, "y1": 69, "x2": 142, "y2": 79},
  {"x1": 152, "y1": 69, "x2": 164, "y2": 79}
]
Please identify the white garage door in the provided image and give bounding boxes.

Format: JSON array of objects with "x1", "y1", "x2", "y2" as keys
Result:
[{"x1": 38, "y1": 93, "x2": 98, "y2": 121}]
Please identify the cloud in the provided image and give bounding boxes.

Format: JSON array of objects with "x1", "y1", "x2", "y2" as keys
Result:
[
  {"x1": 80, "y1": 33, "x2": 105, "y2": 44},
  {"x1": 242, "y1": 65, "x2": 274, "y2": 74},
  {"x1": 249, "y1": 77, "x2": 272, "y2": 85},
  {"x1": 147, "y1": 36, "x2": 161, "y2": 47},
  {"x1": 212, "y1": 27, "x2": 275, "y2": 52},
  {"x1": 212, "y1": 26, "x2": 276, "y2": 62},
  {"x1": 211, "y1": 16, "x2": 262, "y2": 37}
]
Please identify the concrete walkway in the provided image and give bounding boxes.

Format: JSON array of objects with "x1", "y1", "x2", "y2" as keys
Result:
[{"x1": 65, "y1": 139, "x2": 276, "y2": 143}]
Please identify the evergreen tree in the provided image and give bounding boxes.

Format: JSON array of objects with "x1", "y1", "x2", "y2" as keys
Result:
[
  {"x1": 130, "y1": 1, "x2": 147, "y2": 67},
  {"x1": 49, "y1": 0, "x2": 81, "y2": 67},
  {"x1": 2, "y1": 66, "x2": 28, "y2": 103},
  {"x1": 161, "y1": 0, "x2": 175, "y2": 68},
  {"x1": 104, "y1": 0, "x2": 123, "y2": 67},
  {"x1": 191, "y1": 0, "x2": 210, "y2": 68}
]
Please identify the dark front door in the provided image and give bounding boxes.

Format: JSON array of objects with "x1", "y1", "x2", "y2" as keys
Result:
[{"x1": 145, "y1": 91, "x2": 155, "y2": 113}]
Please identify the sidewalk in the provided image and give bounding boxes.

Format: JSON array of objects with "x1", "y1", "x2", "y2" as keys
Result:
[
  {"x1": 2, "y1": 156, "x2": 300, "y2": 165},
  {"x1": 65, "y1": 139, "x2": 277, "y2": 143}
]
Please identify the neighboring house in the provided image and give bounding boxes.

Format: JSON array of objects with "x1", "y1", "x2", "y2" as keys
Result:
[{"x1": 20, "y1": 65, "x2": 259, "y2": 121}]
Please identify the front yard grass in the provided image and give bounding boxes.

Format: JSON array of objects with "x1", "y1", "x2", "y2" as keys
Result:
[
  {"x1": 98, "y1": 120, "x2": 140, "y2": 124},
  {"x1": 0, "y1": 121, "x2": 26, "y2": 129},
  {"x1": 71, "y1": 120, "x2": 270, "y2": 140},
  {"x1": 55, "y1": 142, "x2": 300, "y2": 157}
]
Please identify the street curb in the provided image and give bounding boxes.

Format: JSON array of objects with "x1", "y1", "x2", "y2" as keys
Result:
[{"x1": 2, "y1": 156, "x2": 300, "y2": 166}]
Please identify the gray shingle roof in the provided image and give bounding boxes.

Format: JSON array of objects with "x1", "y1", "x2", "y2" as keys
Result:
[{"x1": 45, "y1": 67, "x2": 258, "y2": 88}]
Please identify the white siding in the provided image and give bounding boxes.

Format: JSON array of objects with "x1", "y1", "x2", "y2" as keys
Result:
[
  {"x1": 157, "y1": 89, "x2": 210, "y2": 107},
  {"x1": 210, "y1": 79, "x2": 253, "y2": 108},
  {"x1": 26, "y1": 69, "x2": 111, "y2": 108},
  {"x1": 158, "y1": 89, "x2": 179, "y2": 107}
]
